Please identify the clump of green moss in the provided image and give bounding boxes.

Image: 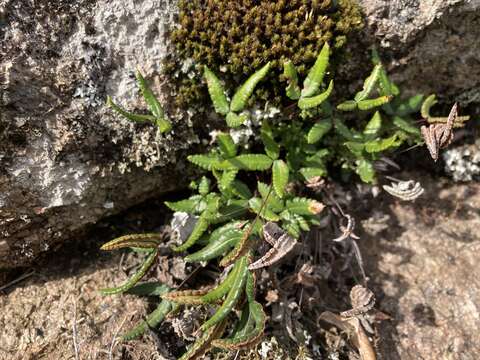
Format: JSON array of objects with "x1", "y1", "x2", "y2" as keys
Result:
[{"x1": 166, "y1": 0, "x2": 363, "y2": 108}]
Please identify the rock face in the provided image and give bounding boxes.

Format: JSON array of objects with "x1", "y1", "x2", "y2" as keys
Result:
[
  {"x1": 358, "y1": 0, "x2": 480, "y2": 103},
  {"x1": 0, "y1": 0, "x2": 479, "y2": 269}
]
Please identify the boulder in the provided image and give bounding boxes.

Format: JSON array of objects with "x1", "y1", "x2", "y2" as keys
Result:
[{"x1": 0, "y1": 0, "x2": 478, "y2": 268}]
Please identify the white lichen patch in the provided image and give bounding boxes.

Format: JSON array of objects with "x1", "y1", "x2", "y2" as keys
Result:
[
  {"x1": 443, "y1": 139, "x2": 480, "y2": 181},
  {"x1": 7, "y1": 135, "x2": 92, "y2": 210}
]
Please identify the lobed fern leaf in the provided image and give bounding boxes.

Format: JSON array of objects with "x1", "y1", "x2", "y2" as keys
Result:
[
  {"x1": 301, "y1": 42, "x2": 330, "y2": 98},
  {"x1": 272, "y1": 160, "x2": 289, "y2": 198},
  {"x1": 354, "y1": 64, "x2": 382, "y2": 102},
  {"x1": 283, "y1": 60, "x2": 301, "y2": 100},
  {"x1": 230, "y1": 62, "x2": 272, "y2": 112},
  {"x1": 307, "y1": 118, "x2": 332, "y2": 144},
  {"x1": 216, "y1": 133, "x2": 237, "y2": 158},
  {"x1": 298, "y1": 80, "x2": 334, "y2": 109},
  {"x1": 225, "y1": 112, "x2": 248, "y2": 128},
  {"x1": 357, "y1": 95, "x2": 392, "y2": 110},
  {"x1": 204, "y1": 66, "x2": 230, "y2": 115}
]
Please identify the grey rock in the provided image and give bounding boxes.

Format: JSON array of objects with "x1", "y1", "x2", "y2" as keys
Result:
[
  {"x1": 0, "y1": 0, "x2": 479, "y2": 268},
  {"x1": 358, "y1": 0, "x2": 480, "y2": 102}
]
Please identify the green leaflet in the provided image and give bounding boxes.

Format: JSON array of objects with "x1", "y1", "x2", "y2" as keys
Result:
[
  {"x1": 301, "y1": 42, "x2": 330, "y2": 98},
  {"x1": 245, "y1": 271, "x2": 256, "y2": 303},
  {"x1": 260, "y1": 122, "x2": 280, "y2": 160},
  {"x1": 394, "y1": 94, "x2": 424, "y2": 116},
  {"x1": 307, "y1": 118, "x2": 332, "y2": 144},
  {"x1": 336, "y1": 100, "x2": 357, "y2": 111},
  {"x1": 357, "y1": 95, "x2": 392, "y2": 110},
  {"x1": 200, "y1": 256, "x2": 249, "y2": 331},
  {"x1": 100, "y1": 233, "x2": 162, "y2": 250},
  {"x1": 107, "y1": 96, "x2": 157, "y2": 124},
  {"x1": 299, "y1": 167, "x2": 327, "y2": 180},
  {"x1": 220, "y1": 225, "x2": 256, "y2": 267},
  {"x1": 354, "y1": 64, "x2": 382, "y2": 102},
  {"x1": 212, "y1": 300, "x2": 266, "y2": 350},
  {"x1": 286, "y1": 197, "x2": 324, "y2": 216},
  {"x1": 204, "y1": 66, "x2": 229, "y2": 115},
  {"x1": 257, "y1": 182, "x2": 284, "y2": 212},
  {"x1": 421, "y1": 94, "x2": 437, "y2": 118},
  {"x1": 231, "y1": 180, "x2": 253, "y2": 199},
  {"x1": 230, "y1": 62, "x2": 271, "y2": 112},
  {"x1": 201, "y1": 258, "x2": 242, "y2": 302},
  {"x1": 172, "y1": 214, "x2": 210, "y2": 252},
  {"x1": 364, "y1": 134, "x2": 399, "y2": 153},
  {"x1": 249, "y1": 197, "x2": 280, "y2": 221},
  {"x1": 226, "y1": 111, "x2": 248, "y2": 128},
  {"x1": 344, "y1": 141, "x2": 365, "y2": 157},
  {"x1": 101, "y1": 249, "x2": 158, "y2": 295},
  {"x1": 122, "y1": 298, "x2": 175, "y2": 341},
  {"x1": 216, "y1": 133, "x2": 237, "y2": 158},
  {"x1": 356, "y1": 159, "x2": 375, "y2": 183},
  {"x1": 126, "y1": 282, "x2": 170, "y2": 297},
  {"x1": 220, "y1": 154, "x2": 273, "y2": 171},
  {"x1": 135, "y1": 71, "x2": 164, "y2": 121},
  {"x1": 121, "y1": 71, "x2": 172, "y2": 133},
  {"x1": 334, "y1": 118, "x2": 355, "y2": 141},
  {"x1": 198, "y1": 177, "x2": 211, "y2": 196},
  {"x1": 185, "y1": 228, "x2": 243, "y2": 262},
  {"x1": 272, "y1": 159, "x2": 289, "y2": 198},
  {"x1": 187, "y1": 154, "x2": 223, "y2": 170},
  {"x1": 165, "y1": 195, "x2": 203, "y2": 213},
  {"x1": 219, "y1": 169, "x2": 238, "y2": 190},
  {"x1": 298, "y1": 80, "x2": 334, "y2": 109},
  {"x1": 363, "y1": 111, "x2": 382, "y2": 139},
  {"x1": 205, "y1": 221, "x2": 247, "y2": 245},
  {"x1": 393, "y1": 116, "x2": 420, "y2": 135},
  {"x1": 283, "y1": 60, "x2": 301, "y2": 100}
]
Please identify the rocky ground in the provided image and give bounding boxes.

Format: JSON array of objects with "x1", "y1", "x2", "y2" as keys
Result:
[{"x1": 1, "y1": 173, "x2": 479, "y2": 360}]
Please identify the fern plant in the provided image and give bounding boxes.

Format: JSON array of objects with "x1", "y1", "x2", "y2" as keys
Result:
[{"x1": 100, "y1": 44, "x2": 463, "y2": 359}]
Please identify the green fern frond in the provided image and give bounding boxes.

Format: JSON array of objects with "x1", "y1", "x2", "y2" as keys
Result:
[
  {"x1": 307, "y1": 118, "x2": 332, "y2": 144},
  {"x1": 298, "y1": 79, "x2": 334, "y2": 109},
  {"x1": 272, "y1": 159, "x2": 289, "y2": 198},
  {"x1": 286, "y1": 197, "x2": 324, "y2": 216},
  {"x1": 200, "y1": 256, "x2": 249, "y2": 331},
  {"x1": 421, "y1": 94, "x2": 438, "y2": 118},
  {"x1": 354, "y1": 64, "x2": 382, "y2": 102},
  {"x1": 100, "y1": 249, "x2": 158, "y2": 295},
  {"x1": 100, "y1": 233, "x2": 162, "y2": 250},
  {"x1": 135, "y1": 71, "x2": 165, "y2": 120},
  {"x1": 165, "y1": 195, "x2": 203, "y2": 213},
  {"x1": 394, "y1": 94, "x2": 424, "y2": 116},
  {"x1": 283, "y1": 60, "x2": 301, "y2": 100},
  {"x1": 357, "y1": 95, "x2": 392, "y2": 110},
  {"x1": 230, "y1": 62, "x2": 271, "y2": 112},
  {"x1": 226, "y1": 112, "x2": 248, "y2": 128},
  {"x1": 221, "y1": 154, "x2": 273, "y2": 171},
  {"x1": 301, "y1": 42, "x2": 330, "y2": 98},
  {"x1": 217, "y1": 133, "x2": 237, "y2": 158},
  {"x1": 187, "y1": 154, "x2": 223, "y2": 170},
  {"x1": 204, "y1": 66, "x2": 230, "y2": 115}
]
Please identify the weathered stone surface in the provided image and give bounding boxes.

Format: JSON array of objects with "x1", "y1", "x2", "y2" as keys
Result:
[
  {"x1": 358, "y1": 0, "x2": 480, "y2": 102},
  {"x1": 0, "y1": 0, "x2": 197, "y2": 268},
  {"x1": 1, "y1": 0, "x2": 479, "y2": 269}
]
